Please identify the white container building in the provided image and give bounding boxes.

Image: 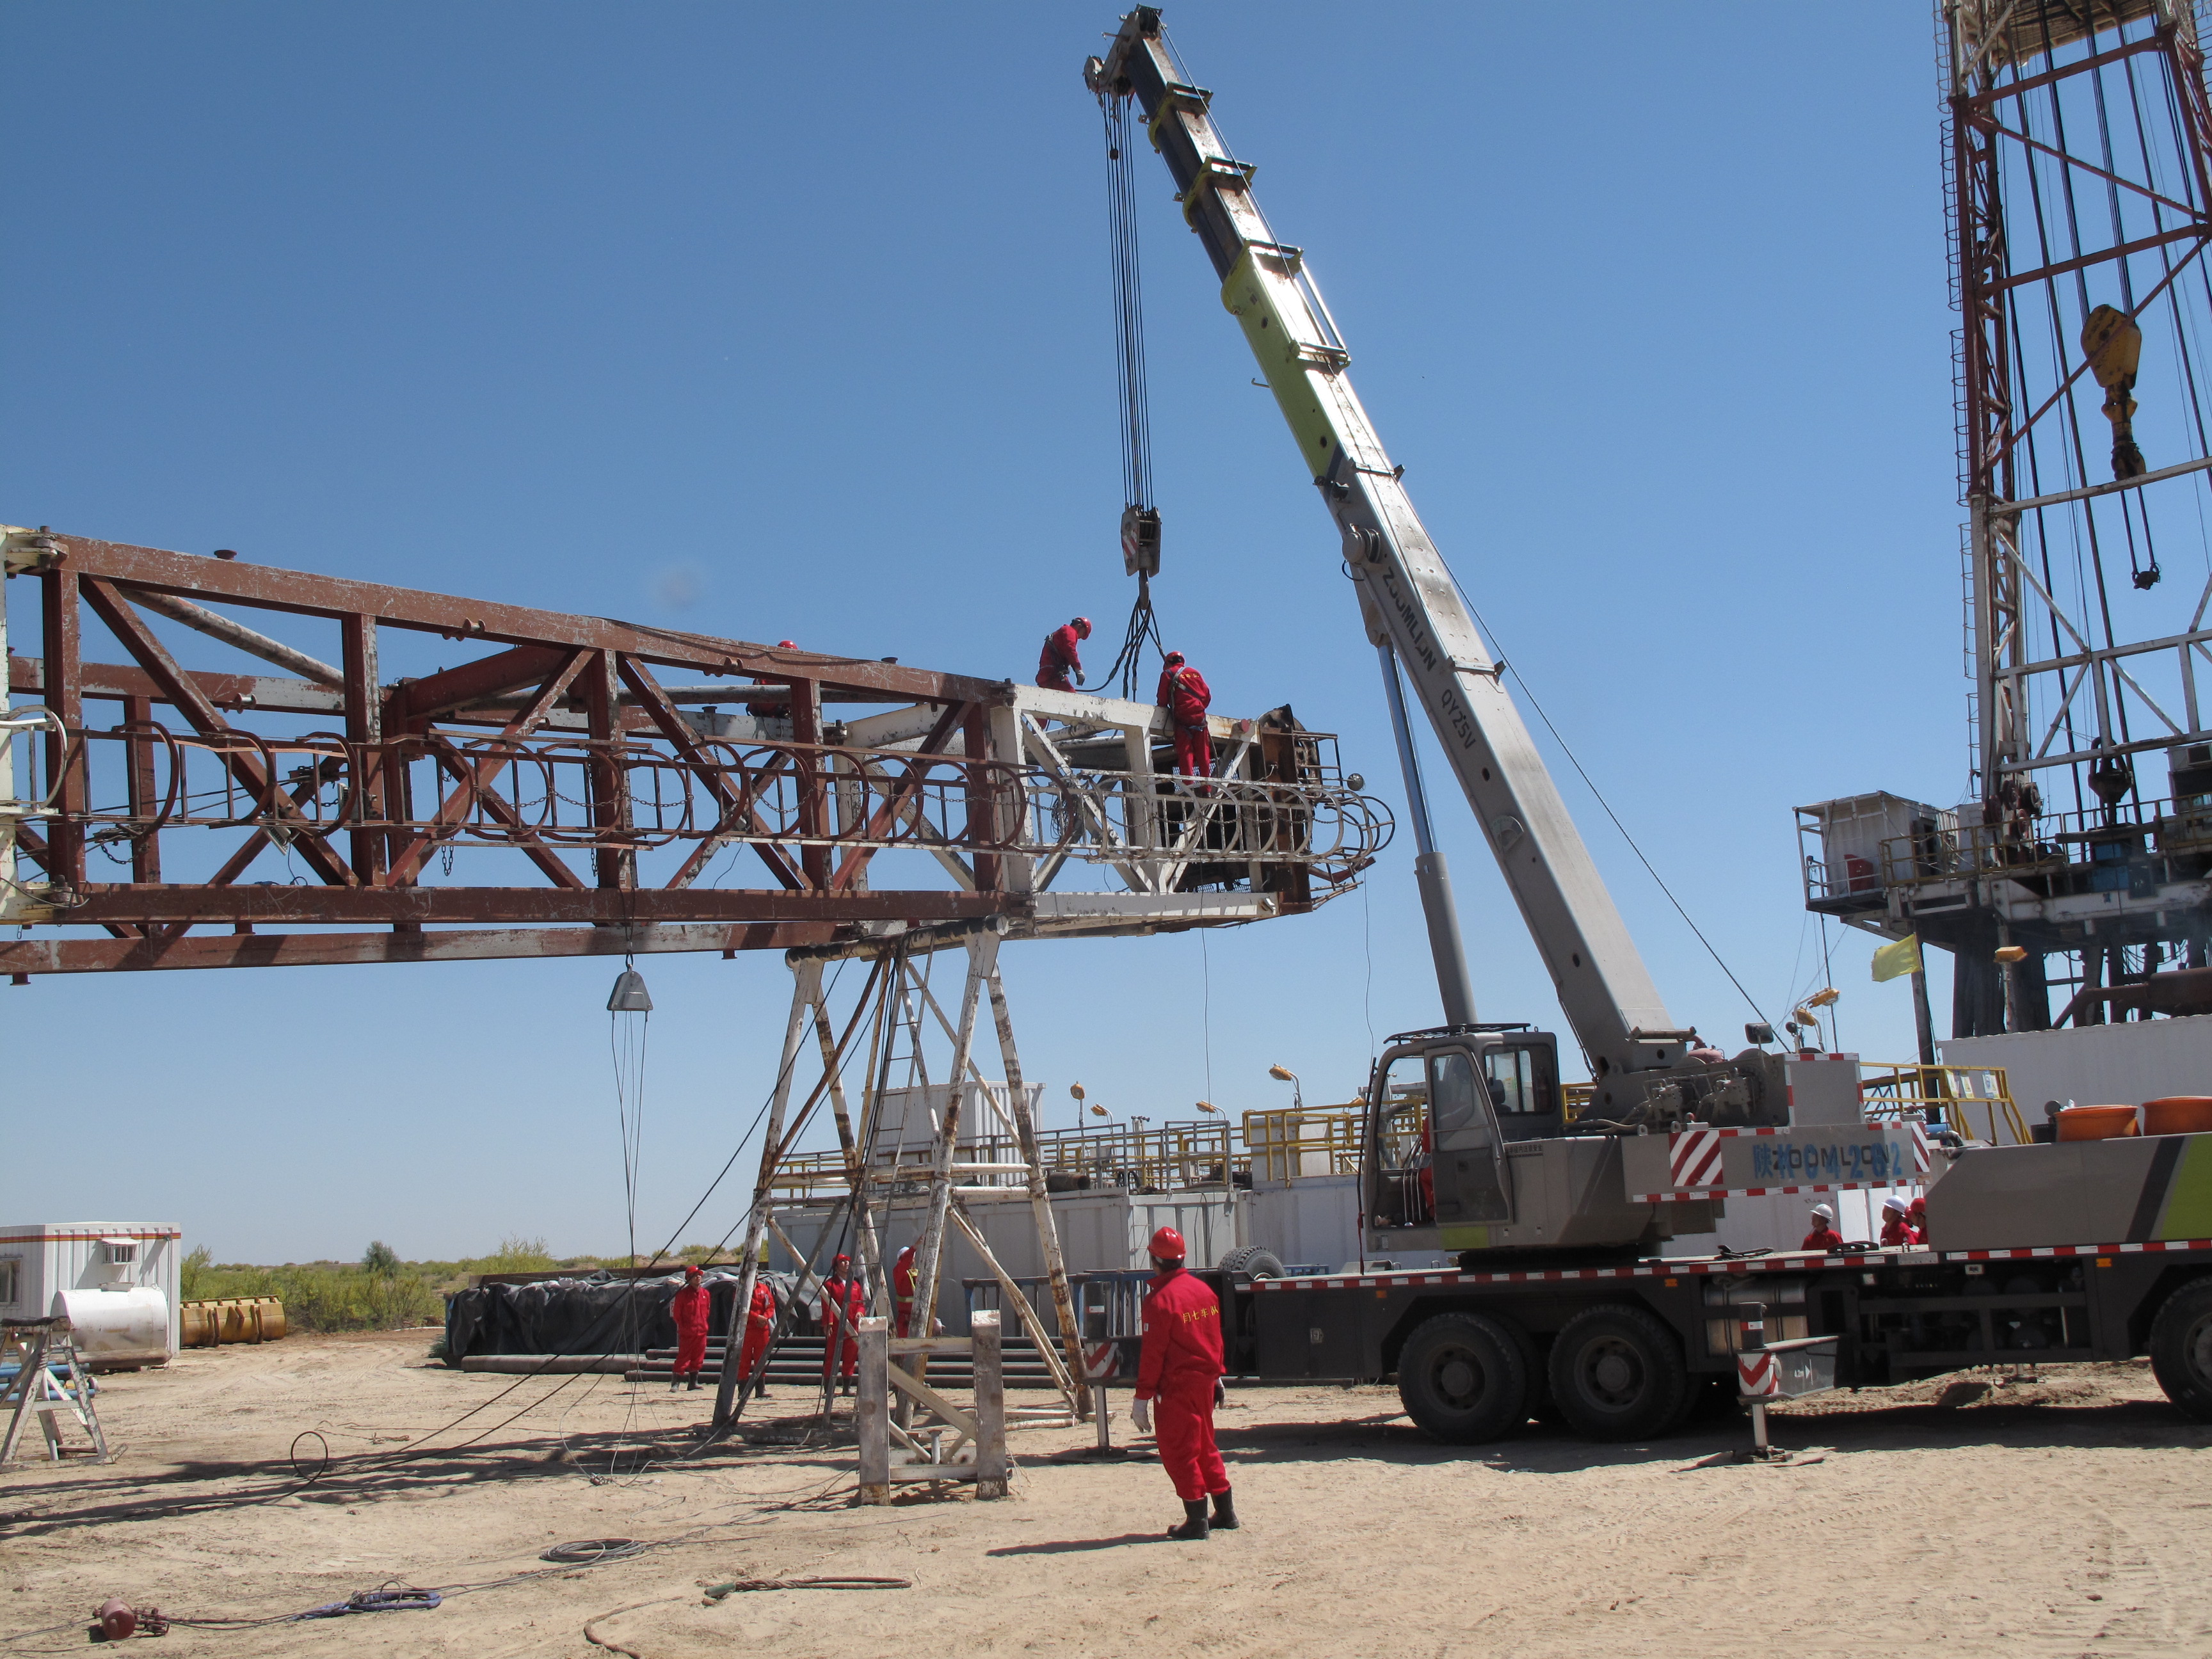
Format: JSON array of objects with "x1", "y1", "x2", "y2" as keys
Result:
[{"x1": 0, "y1": 1222, "x2": 182, "y2": 1366}]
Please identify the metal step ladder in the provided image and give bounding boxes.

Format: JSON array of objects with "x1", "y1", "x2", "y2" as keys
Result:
[{"x1": 1, "y1": 1318, "x2": 111, "y2": 1466}]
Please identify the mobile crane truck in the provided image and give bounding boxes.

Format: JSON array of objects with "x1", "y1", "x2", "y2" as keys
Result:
[{"x1": 1082, "y1": 8, "x2": 2212, "y2": 1443}]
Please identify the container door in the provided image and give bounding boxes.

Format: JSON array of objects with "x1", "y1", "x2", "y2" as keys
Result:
[{"x1": 1428, "y1": 1049, "x2": 1512, "y2": 1224}]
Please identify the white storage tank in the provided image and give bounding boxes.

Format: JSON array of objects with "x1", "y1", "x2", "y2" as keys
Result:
[
  {"x1": 52, "y1": 1285, "x2": 173, "y2": 1369},
  {"x1": 0, "y1": 1223, "x2": 182, "y2": 1366}
]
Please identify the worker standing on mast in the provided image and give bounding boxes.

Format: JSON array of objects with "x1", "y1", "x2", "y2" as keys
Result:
[
  {"x1": 1037, "y1": 616, "x2": 1093, "y2": 691},
  {"x1": 669, "y1": 1263, "x2": 711, "y2": 1392},
  {"x1": 1130, "y1": 1225, "x2": 1237, "y2": 1540},
  {"x1": 1156, "y1": 651, "x2": 1212, "y2": 776}
]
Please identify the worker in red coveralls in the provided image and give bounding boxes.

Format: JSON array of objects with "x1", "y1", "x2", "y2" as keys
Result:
[
  {"x1": 1130, "y1": 1226, "x2": 1237, "y2": 1541},
  {"x1": 1037, "y1": 617, "x2": 1093, "y2": 691},
  {"x1": 892, "y1": 1244, "x2": 918, "y2": 1338},
  {"x1": 669, "y1": 1264, "x2": 712, "y2": 1392},
  {"x1": 745, "y1": 641, "x2": 799, "y2": 718},
  {"x1": 1879, "y1": 1195, "x2": 1920, "y2": 1247},
  {"x1": 1155, "y1": 652, "x2": 1213, "y2": 776},
  {"x1": 1801, "y1": 1203, "x2": 1844, "y2": 1254},
  {"x1": 819, "y1": 1254, "x2": 867, "y2": 1395},
  {"x1": 735, "y1": 1274, "x2": 776, "y2": 1399},
  {"x1": 1908, "y1": 1193, "x2": 1929, "y2": 1242}
]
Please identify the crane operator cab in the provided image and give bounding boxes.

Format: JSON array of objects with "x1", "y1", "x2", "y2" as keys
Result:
[{"x1": 1363, "y1": 1025, "x2": 1712, "y2": 1263}]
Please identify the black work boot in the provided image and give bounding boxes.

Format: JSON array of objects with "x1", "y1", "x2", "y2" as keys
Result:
[
  {"x1": 1210, "y1": 1487, "x2": 1238, "y2": 1530},
  {"x1": 687, "y1": 1377, "x2": 700, "y2": 1391},
  {"x1": 1166, "y1": 1498, "x2": 1210, "y2": 1541}
]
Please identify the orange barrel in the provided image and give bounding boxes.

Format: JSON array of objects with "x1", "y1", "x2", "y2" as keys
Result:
[
  {"x1": 2143, "y1": 1096, "x2": 2212, "y2": 1135},
  {"x1": 2056, "y1": 1103, "x2": 2140, "y2": 1141},
  {"x1": 179, "y1": 1303, "x2": 220, "y2": 1348},
  {"x1": 249, "y1": 1297, "x2": 287, "y2": 1342}
]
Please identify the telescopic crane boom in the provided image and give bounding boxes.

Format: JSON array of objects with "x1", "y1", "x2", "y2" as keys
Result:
[{"x1": 1086, "y1": 10, "x2": 1695, "y2": 1110}]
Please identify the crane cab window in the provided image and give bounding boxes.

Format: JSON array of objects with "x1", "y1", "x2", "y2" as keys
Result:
[
  {"x1": 1482, "y1": 1046, "x2": 1555, "y2": 1117},
  {"x1": 1429, "y1": 1051, "x2": 1493, "y2": 1153},
  {"x1": 1367, "y1": 1055, "x2": 1431, "y2": 1228},
  {"x1": 1428, "y1": 1048, "x2": 1512, "y2": 1223}
]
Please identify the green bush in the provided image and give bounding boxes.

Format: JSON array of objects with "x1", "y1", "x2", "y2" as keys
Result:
[{"x1": 177, "y1": 1237, "x2": 608, "y2": 1333}]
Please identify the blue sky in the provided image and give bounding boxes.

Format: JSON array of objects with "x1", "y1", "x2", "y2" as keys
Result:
[{"x1": 2, "y1": 2, "x2": 1965, "y2": 1262}]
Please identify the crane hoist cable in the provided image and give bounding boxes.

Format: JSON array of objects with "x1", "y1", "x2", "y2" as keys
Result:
[{"x1": 1098, "y1": 81, "x2": 1165, "y2": 700}]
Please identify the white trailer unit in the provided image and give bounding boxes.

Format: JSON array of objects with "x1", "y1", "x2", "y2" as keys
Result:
[
  {"x1": 0, "y1": 1222, "x2": 182, "y2": 1365},
  {"x1": 1943, "y1": 1017, "x2": 2212, "y2": 1118}
]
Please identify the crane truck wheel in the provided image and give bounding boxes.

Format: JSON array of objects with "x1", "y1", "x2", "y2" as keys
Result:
[
  {"x1": 2147, "y1": 1274, "x2": 2212, "y2": 1422},
  {"x1": 1396, "y1": 1312, "x2": 1528, "y2": 1444},
  {"x1": 1546, "y1": 1304, "x2": 1690, "y2": 1442}
]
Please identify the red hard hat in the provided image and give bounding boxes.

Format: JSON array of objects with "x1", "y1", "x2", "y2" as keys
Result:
[
  {"x1": 1073, "y1": 616, "x2": 1093, "y2": 634},
  {"x1": 778, "y1": 639, "x2": 796, "y2": 649},
  {"x1": 1147, "y1": 1226, "x2": 1186, "y2": 1262},
  {"x1": 833, "y1": 1253, "x2": 852, "y2": 1272},
  {"x1": 684, "y1": 1263, "x2": 702, "y2": 1278},
  {"x1": 1164, "y1": 650, "x2": 1185, "y2": 666}
]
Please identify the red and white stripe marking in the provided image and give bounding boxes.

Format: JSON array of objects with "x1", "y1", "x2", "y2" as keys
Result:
[
  {"x1": 1244, "y1": 1237, "x2": 2212, "y2": 1291},
  {"x1": 1631, "y1": 1121, "x2": 1932, "y2": 1203},
  {"x1": 1670, "y1": 1128, "x2": 1726, "y2": 1190},
  {"x1": 1735, "y1": 1350, "x2": 1778, "y2": 1397}
]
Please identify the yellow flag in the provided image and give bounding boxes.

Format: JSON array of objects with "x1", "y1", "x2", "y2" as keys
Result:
[{"x1": 1871, "y1": 934, "x2": 1922, "y2": 983}]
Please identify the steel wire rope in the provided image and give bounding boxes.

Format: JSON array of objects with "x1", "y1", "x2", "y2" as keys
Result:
[
  {"x1": 2012, "y1": 65, "x2": 2128, "y2": 806},
  {"x1": 2121, "y1": 38, "x2": 2212, "y2": 589},
  {"x1": 2028, "y1": 8, "x2": 2140, "y2": 771},
  {"x1": 1097, "y1": 83, "x2": 1169, "y2": 700},
  {"x1": 2085, "y1": 32, "x2": 2164, "y2": 591},
  {"x1": 1443, "y1": 573, "x2": 1772, "y2": 1030}
]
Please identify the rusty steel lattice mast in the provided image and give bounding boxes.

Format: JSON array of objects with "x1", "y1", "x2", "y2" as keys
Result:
[
  {"x1": 1802, "y1": 3, "x2": 2212, "y2": 1038},
  {"x1": 1948, "y1": 0, "x2": 2212, "y2": 1029},
  {"x1": 0, "y1": 527, "x2": 1386, "y2": 974},
  {"x1": 1, "y1": 524, "x2": 1388, "y2": 1425}
]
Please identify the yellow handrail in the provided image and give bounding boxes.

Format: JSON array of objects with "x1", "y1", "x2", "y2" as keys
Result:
[{"x1": 1859, "y1": 1061, "x2": 2028, "y2": 1146}]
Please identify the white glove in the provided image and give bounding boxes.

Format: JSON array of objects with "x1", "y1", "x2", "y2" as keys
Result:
[
  {"x1": 1130, "y1": 1396, "x2": 1151, "y2": 1433},
  {"x1": 1075, "y1": 670, "x2": 1086, "y2": 685}
]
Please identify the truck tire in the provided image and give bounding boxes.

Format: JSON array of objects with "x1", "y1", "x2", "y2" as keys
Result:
[
  {"x1": 1215, "y1": 1246, "x2": 1285, "y2": 1280},
  {"x1": 1397, "y1": 1313, "x2": 1529, "y2": 1444},
  {"x1": 1547, "y1": 1303, "x2": 1690, "y2": 1442},
  {"x1": 2148, "y1": 1275, "x2": 2212, "y2": 1422}
]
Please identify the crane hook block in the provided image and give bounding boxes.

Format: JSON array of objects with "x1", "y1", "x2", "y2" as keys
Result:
[{"x1": 1121, "y1": 505, "x2": 1162, "y2": 577}]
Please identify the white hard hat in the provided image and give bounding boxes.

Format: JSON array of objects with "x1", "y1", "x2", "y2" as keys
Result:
[
  {"x1": 1882, "y1": 1195, "x2": 1909, "y2": 1214},
  {"x1": 1810, "y1": 1203, "x2": 1835, "y2": 1221}
]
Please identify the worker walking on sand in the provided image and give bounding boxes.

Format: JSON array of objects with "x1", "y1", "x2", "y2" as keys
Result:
[
  {"x1": 1156, "y1": 651, "x2": 1213, "y2": 776},
  {"x1": 892, "y1": 1243, "x2": 918, "y2": 1338},
  {"x1": 1037, "y1": 616, "x2": 1093, "y2": 691},
  {"x1": 1130, "y1": 1226, "x2": 1237, "y2": 1541},
  {"x1": 819, "y1": 1254, "x2": 867, "y2": 1395},
  {"x1": 1802, "y1": 1203, "x2": 1845, "y2": 1254},
  {"x1": 670, "y1": 1263, "x2": 711, "y2": 1392},
  {"x1": 735, "y1": 1273, "x2": 775, "y2": 1399}
]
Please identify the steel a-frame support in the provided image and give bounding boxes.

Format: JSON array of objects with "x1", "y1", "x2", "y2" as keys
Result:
[{"x1": 712, "y1": 928, "x2": 1083, "y2": 1428}]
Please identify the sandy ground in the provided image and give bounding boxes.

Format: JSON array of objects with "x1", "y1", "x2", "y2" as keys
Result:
[{"x1": 2, "y1": 1331, "x2": 2209, "y2": 1658}]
